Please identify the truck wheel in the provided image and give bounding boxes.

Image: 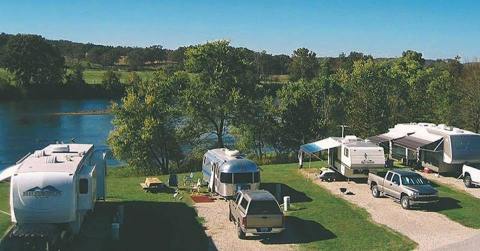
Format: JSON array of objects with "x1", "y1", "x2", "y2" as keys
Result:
[
  {"x1": 401, "y1": 195, "x2": 410, "y2": 209},
  {"x1": 237, "y1": 223, "x2": 246, "y2": 239},
  {"x1": 464, "y1": 174, "x2": 473, "y2": 188},
  {"x1": 371, "y1": 185, "x2": 380, "y2": 198}
]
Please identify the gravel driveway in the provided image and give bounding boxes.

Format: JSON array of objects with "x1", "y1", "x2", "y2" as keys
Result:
[
  {"x1": 417, "y1": 172, "x2": 480, "y2": 199},
  {"x1": 195, "y1": 198, "x2": 295, "y2": 251},
  {"x1": 302, "y1": 171, "x2": 479, "y2": 251}
]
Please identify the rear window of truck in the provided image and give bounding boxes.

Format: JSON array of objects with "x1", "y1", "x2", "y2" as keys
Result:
[{"x1": 247, "y1": 200, "x2": 282, "y2": 215}]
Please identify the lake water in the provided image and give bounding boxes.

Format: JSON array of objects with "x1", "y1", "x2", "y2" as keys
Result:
[{"x1": 0, "y1": 99, "x2": 115, "y2": 170}]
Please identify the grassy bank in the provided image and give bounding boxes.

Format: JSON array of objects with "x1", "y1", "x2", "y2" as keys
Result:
[
  {"x1": 260, "y1": 163, "x2": 416, "y2": 250},
  {"x1": 82, "y1": 69, "x2": 156, "y2": 84}
]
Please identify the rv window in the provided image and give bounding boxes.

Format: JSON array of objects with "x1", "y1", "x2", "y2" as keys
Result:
[
  {"x1": 234, "y1": 173, "x2": 253, "y2": 184},
  {"x1": 79, "y1": 179, "x2": 88, "y2": 194},
  {"x1": 240, "y1": 198, "x2": 249, "y2": 210},
  {"x1": 220, "y1": 172, "x2": 233, "y2": 183},
  {"x1": 253, "y1": 172, "x2": 260, "y2": 183},
  {"x1": 344, "y1": 148, "x2": 349, "y2": 157}
]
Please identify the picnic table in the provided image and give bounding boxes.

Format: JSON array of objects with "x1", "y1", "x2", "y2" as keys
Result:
[{"x1": 140, "y1": 177, "x2": 165, "y2": 193}]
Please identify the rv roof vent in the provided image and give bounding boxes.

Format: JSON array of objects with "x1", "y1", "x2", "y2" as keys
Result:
[
  {"x1": 343, "y1": 135, "x2": 358, "y2": 143},
  {"x1": 225, "y1": 149, "x2": 241, "y2": 157},
  {"x1": 33, "y1": 150, "x2": 45, "y2": 158},
  {"x1": 52, "y1": 145, "x2": 70, "y2": 153},
  {"x1": 438, "y1": 124, "x2": 447, "y2": 130},
  {"x1": 46, "y1": 156, "x2": 57, "y2": 164}
]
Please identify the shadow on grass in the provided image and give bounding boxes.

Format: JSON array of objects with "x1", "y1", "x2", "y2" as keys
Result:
[
  {"x1": 70, "y1": 201, "x2": 209, "y2": 251},
  {"x1": 421, "y1": 197, "x2": 463, "y2": 212},
  {"x1": 245, "y1": 216, "x2": 336, "y2": 244},
  {"x1": 260, "y1": 183, "x2": 312, "y2": 203}
]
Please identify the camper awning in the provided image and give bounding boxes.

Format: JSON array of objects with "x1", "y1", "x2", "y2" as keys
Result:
[
  {"x1": 368, "y1": 131, "x2": 408, "y2": 144},
  {"x1": 0, "y1": 164, "x2": 19, "y2": 182},
  {"x1": 300, "y1": 138, "x2": 341, "y2": 154},
  {"x1": 393, "y1": 134, "x2": 442, "y2": 150}
]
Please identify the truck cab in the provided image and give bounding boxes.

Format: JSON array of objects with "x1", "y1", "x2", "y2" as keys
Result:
[
  {"x1": 368, "y1": 169, "x2": 438, "y2": 209},
  {"x1": 228, "y1": 190, "x2": 284, "y2": 239}
]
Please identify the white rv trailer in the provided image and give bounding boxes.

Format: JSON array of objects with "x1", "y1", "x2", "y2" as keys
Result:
[
  {"x1": 0, "y1": 144, "x2": 106, "y2": 247},
  {"x1": 299, "y1": 136, "x2": 386, "y2": 178},
  {"x1": 368, "y1": 123, "x2": 480, "y2": 173},
  {"x1": 202, "y1": 148, "x2": 260, "y2": 197}
]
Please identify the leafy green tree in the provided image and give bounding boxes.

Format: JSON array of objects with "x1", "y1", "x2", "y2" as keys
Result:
[
  {"x1": 3, "y1": 34, "x2": 65, "y2": 87},
  {"x1": 144, "y1": 45, "x2": 165, "y2": 63},
  {"x1": 127, "y1": 49, "x2": 145, "y2": 70},
  {"x1": 65, "y1": 64, "x2": 86, "y2": 87},
  {"x1": 344, "y1": 59, "x2": 391, "y2": 138},
  {"x1": 182, "y1": 40, "x2": 258, "y2": 147},
  {"x1": 101, "y1": 70, "x2": 121, "y2": 91},
  {"x1": 288, "y1": 48, "x2": 319, "y2": 81},
  {"x1": 459, "y1": 63, "x2": 480, "y2": 132},
  {"x1": 108, "y1": 72, "x2": 187, "y2": 174},
  {"x1": 125, "y1": 71, "x2": 141, "y2": 85}
]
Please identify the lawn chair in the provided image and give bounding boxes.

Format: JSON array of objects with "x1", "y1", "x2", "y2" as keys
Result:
[
  {"x1": 183, "y1": 172, "x2": 194, "y2": 187},
  {"x1": 191, "y1": 178, "x2": 202, "y2": 194}
]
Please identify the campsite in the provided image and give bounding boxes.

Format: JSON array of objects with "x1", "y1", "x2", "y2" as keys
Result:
[{"x1": 2, "y1": 1, "x2": 480, "y2": 250}]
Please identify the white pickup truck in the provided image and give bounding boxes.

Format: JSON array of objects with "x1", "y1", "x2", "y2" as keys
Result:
[{"x1": 463, "y1": 164, "x2": 480, "y2": 188}]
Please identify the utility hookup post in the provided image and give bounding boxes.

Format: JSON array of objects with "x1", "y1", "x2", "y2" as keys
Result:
[{"x1": 339, "y1": 125, "x2": 349, "y2": 138}]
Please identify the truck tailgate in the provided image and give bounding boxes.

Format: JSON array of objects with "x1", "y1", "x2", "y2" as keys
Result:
[{"x1": 247, "y1": 214, "x2": 283, "y2": 228}]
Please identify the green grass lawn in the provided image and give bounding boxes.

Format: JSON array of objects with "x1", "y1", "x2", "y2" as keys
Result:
[
  {"x1": 0, "y1": 182, "x2": 10, "y2": 237},
  {"x1": 430, "y1": 182, "x2": 480, "y2": 228},
  {"x1": 260, "y1": 162, "x2": 416, "y2": 250},
  {"x1": 82, "y1": 69, "x2": 156, "y2": 84}
]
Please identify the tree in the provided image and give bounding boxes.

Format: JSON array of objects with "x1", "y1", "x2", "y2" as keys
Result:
[
  {"x1": 65, "y1": 64, "x2": 86, "y2": 87},
  {"x1": 108, "y1": 72, "x2": 187, "y2": 174},
  {"x1": 3, "y1": 34, "x2": 65, "y2": 87},
  {"x1": 127, "y1": 49, "x2": 145, "y2": 70},
  {"x1": 144, "y1": 45, "x2": 165, "y2": 63},
  {"x1": 101, "y1": 70, "x2": 121, "y2": 91},
  {"x1": 182, "y1": 40, "x2": 258, "y2": 147},
  {"x1": 344, "y1": 59, "x2": 391, "y2": 138},
  {"x1": 459, "y1": 63, "x2": 480, "y2": 132},
  {"x1": 288, "y1": 48, "x2": 319, "y2": 81}
]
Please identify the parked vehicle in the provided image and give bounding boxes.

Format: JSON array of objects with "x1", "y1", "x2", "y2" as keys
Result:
[
  {"x1": 463, "y1": 164, "x2": 480, "y2": 188},
  {"x1": 0, "y1": 144, "x2": 106, "y2": 248},
  {"x1": 299, "y1": 136, "x2": 386, "y2": 178},
  {"x1": 202, "y1": 148, "x2": 260, "y2": 197},
  {"x1": 228, "y1": 190, "x2": 285, "y2": 239},
  {"x1": 369, "y1": 123, "x2": 480, "y2": 173},
  {"x1": 368, "y1": 169, "x2": 438, "y2": 209}
]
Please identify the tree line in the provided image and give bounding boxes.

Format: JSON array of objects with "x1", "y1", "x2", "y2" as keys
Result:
[{"x1": 107, "y1": 41, "x2": 480, "y2": 174}]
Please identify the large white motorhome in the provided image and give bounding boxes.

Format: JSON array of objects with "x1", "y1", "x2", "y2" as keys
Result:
[
  {"x1": 0, "y1": 144, "x2": 106, "y2": 247},
  {"x1": 299, "y1": 136, "x2": 386, "y2": 178},
  {"x1": 202, "y1": 148, "x2": 260, "y2": 197},
  {"x1": 369, "y1": 123, "x2": 480, "y2": 173}
]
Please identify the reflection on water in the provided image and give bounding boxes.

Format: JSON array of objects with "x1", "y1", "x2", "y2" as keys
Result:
[{"x1": 0, "y1": 99, "x2": 116, "y2": 169}]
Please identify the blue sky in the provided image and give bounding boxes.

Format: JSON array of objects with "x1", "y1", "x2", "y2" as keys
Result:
[{"x1": 0, "y1": 0, "x2": 478, "y2": 60}]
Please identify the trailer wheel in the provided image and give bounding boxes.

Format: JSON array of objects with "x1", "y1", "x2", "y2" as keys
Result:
[
  {"x1": 237, "y1": 223, "x2": 246, "y2": 239},
  {"x1": 371, "y1": 185, "x2": 380, "y2": 198},
  {"x1": 464, "y1": 174, "x2": 473, "y2": 188},
  {"x1": 401, "y1": 195, "x2": 410, "y2": 210}
]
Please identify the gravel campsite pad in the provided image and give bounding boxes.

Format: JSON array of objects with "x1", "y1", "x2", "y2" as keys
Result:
[
  {"x1": 195, "y1": 199, "x2": 295, "y2": 251},
  {"x1": 302, "y1": 171, "x2": 479, "y2": 251}
]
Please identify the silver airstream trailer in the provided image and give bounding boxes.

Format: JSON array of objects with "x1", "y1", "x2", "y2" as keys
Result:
[{"x1": 202, "y1": 148, "x2": 260, "y2": 197}]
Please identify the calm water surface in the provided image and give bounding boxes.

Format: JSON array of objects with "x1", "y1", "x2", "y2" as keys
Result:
[{"x1": 0, "y1": 99, "x2": 115, "y2": 169}]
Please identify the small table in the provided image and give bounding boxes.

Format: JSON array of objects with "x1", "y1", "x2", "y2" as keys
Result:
[{"x1": 140, "y1": 177, "x2": 165, "y2": 192}]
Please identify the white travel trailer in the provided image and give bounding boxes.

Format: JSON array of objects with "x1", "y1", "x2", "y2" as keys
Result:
[
  {"x1": 299, "y1": 136, "x2": 386, "y2": 178},
  {"x1": 369, "y1": 123, "x2": 480, "y2": 173},
  {"x1": 202, "y1": 148, "x2": 260, "y2": 197},
  {"x1": 0, "y1": 144, "x2": 106, "y2": 247}
]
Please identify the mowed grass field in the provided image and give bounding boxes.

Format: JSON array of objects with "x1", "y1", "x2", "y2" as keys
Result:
[
  {"x1": 81, "y1": 69, "x2": 156, "y2": 85},
  {"x1": 4, "y1": 162, "x2": 480, "y2": 250},
  {"x1": 0, "y1": 182, "x2": 10, "y2": 237}
]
